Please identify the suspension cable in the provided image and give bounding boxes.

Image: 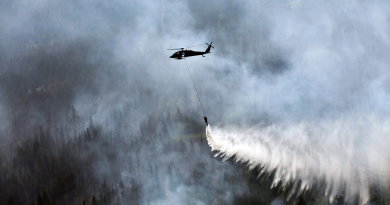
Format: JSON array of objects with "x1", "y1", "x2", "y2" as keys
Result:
[{"x1": 184, "y1": 58, "x2": 206, "y2": 117}]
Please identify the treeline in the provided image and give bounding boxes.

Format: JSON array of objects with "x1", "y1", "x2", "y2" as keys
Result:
[
  {"x1": 6, "y1": 104, "x2": 390, "y2": 205},
  {"x1": 1, "y1": 106, "x2": 256, "y2": 205}
]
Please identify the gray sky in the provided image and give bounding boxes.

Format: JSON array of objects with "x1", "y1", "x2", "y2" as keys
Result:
[{"x1": 3, "y1": 0, "x2": 390, "y2": 119}]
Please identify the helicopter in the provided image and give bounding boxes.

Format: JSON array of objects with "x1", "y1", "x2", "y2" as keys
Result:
[{"x1": 167, "y1": 42, "x2": 214, "y2": 60}]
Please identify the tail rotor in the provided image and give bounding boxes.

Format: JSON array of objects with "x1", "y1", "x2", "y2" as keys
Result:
[{"x1": 206, "y1": 42, "x2": 214, "y2": 49}]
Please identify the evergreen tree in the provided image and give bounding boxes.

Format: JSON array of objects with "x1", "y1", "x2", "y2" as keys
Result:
[
  {"x1": 93, "y1": 129, "x2": 98, "y2": 140},
  {"x1": 92, "y1": 195, "x2": 98, "y2": 205},
  {"x1": 168, "y1": 166, "x2": 174, "y2": 191},
  {"x1": 160, "y1": 118, "x2": 169, "y2": 139},
  {"x1": 7, "y1": 195, "x2": 15, "y2": 205},
  {"x1": 71, "y1": 106, "x2": 77, "y2": 122},
  {"x1": 155, "y1": 165, "x2": 161, "y2": 198},
  {"x1": 37, "y1": 194, "x2": 43, "y2": 205},
  {"x1": 136, "y1": 151, "x2": 140, "y2": 184},
  {"x1": 59, "y1": 128, "x2": 65, "y2": 145},
  {"x1": 89, "y1": 116, "x2": 94, "y2": 130},
  {"x1": 295, "y1": 195, "x2": 307, "y2": 205},
  {"x1": 176, "y1": 107, "x2": 182, "y2": 120},
  {"x1": 119, "y1": 181, "x2": 125, "y2": 189},
  {"x1": 85, "y1": 128, "x2": 92, "y2": 141},
  {"x1": 42, "y1": 186, "x2": 51, "y2": 205}
]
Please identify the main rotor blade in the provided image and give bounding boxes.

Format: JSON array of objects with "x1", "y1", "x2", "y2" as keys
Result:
[
  {"x1": 166, "y1": 48, "x2": 184, "y2": 50},
  {"x1": 167, "y1": 45, "x2": 199, "y2": 50},
  {"x1": 184, "y1": 45, "x2": 200, "y2": 49}
]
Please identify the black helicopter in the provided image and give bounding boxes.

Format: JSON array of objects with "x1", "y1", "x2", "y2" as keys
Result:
[{"x1": 167, "y1": 42, "x2": 214, "y2": 60}]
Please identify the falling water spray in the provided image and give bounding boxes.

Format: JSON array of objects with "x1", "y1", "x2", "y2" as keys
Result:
[{"x1": 206, "y1": 116, "x2": 390, "y2": 204}]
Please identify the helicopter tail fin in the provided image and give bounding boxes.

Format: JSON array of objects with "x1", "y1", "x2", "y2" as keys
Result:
[{"x1": 205, "y1": 42, "x2": 213, "y2": 53}]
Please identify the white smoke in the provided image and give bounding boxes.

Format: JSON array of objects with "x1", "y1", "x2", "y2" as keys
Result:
[
  {"x1": 206, "y1": 115, "x2": 390, "y2": 204},
  {"x1": 271, "y1": 197, "x2": 285, "y2": 205}
]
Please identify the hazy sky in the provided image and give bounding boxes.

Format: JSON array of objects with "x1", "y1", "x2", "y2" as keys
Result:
[
  {"x1": 1, "y1": 0, "x2": 390, "y2": 203},
  {"x1": 2, "y1": 0, "x2": 390, "y2": 123}
]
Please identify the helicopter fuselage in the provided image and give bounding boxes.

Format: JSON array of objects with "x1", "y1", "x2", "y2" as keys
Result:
[
  {"x1": 168, "y1": 42, "x2": 213, "y2": 60},
  {"x1": 169, "y1": 50, "x2": 209, "y2": 60}
]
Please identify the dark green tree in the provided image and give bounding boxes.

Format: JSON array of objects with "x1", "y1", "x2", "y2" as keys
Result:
[
  {"x1": 7, "y1": 195, "x2": 15, "y2": 205},
  {"x1": 92, "y1": 195, "x2": 98, "y2": 205},
  {"x1": 37, "y1": 194, "x2": 43, "y2": 205},
  {"x1": 295, "y1": 195, "x2": 307, "y2": 205},
  {"x1": 42, "y1": 186, "x2": 51, "y2": 205}
]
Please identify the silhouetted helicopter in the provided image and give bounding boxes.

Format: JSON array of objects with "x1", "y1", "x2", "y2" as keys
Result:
[{"x1": 167, "y1": 42, "x2": 214, "y2": 60}]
